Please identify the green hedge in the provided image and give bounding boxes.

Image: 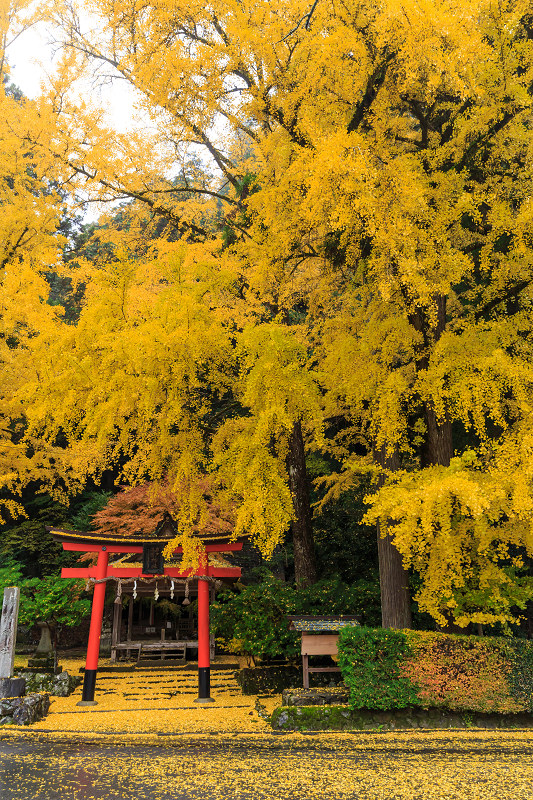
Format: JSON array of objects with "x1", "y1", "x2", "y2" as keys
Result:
[{"x1": 337, "y1": 627, "x2": 533, "y2": 714}]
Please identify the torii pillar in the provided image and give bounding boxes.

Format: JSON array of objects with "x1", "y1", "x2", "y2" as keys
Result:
[
  {"x1": 78, "y1": 547, "x2": 109, "y2": 705},
  {"x1": 194, "y1": 554, "x2": 213, "y2": 703}
]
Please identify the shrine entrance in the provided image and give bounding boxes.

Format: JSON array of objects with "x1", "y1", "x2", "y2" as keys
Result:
[
  {"x1": 48, "y1": 514, "x2": 242, "y2": 705},
  {"x1": 109, "y1": 576, "x2": 216, "y2": 665}
]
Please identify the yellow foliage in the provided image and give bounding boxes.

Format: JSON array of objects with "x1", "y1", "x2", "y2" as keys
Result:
[
  {"x1": 365, "y1": 447, "x2": 533, "y2": 625},
  {"x1": 0, "y1": 5, "x2": 74, "y2": 520},
  {"x1": 4, "y1": 0, "x2": 533, "y2": 615}
]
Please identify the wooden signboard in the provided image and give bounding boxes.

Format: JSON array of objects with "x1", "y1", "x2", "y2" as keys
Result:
[
  {"x1": 142, "y1": 544, "x2": 165, "y2": 575},
  {"x1": 301, "y1": 633, "x2": 339, "y2": 656},
  {"x1": 301, "y1": 633, "x2": 341, "y2": 689},
  {"x1": 288, "y1": 615, "x2": 359, "y2": 689}
]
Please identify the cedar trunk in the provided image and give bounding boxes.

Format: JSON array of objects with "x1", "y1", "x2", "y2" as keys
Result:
[
  {"x1": 287, "y1": 420, "x2": 317, "y2": 586},
  {"x1": 375, "y1": 447, "x2": 412, "y2": 629}
]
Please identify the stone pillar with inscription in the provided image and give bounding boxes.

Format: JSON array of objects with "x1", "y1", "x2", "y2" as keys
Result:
[{"x1": 0, "y1": 587, "x2": 25, "y2": 699}]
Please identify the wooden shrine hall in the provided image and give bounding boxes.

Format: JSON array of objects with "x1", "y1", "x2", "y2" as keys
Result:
[{"x1": 48, "y1": 514, "x2": 243, "y2": 705}]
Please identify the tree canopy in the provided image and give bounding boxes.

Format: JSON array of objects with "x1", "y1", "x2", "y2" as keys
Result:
[{"x1": 2, "y1": 0, "x2": 533, "y2": 626}]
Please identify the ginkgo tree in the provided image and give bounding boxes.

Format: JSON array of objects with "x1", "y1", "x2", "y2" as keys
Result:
[
  {"x1": 293, "y1": 1, "x2": 533, "y2": 626},
  {"x1": 11, "y1": 0, "x2": 533, "y2": 624},
  {"x1": 18, "y1": 203, "x2": 324, "y2": 581},
  {"x1": 21, "y1": 227, "x2": 233, "y2": 485},
  {"x1": 212, "y1": 322, "x2": 324, "y2": 581},
  {"x1": 0, "y1": 0, "x2": 76, "y2": 522}
]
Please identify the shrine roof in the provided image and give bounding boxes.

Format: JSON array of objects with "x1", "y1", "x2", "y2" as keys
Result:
[
  {"x1": 287, "y1": 615, "x2": 360, "y2": 632},
  {"x1": 47, "y1": 512, "x2": 240, "y2": 548}
]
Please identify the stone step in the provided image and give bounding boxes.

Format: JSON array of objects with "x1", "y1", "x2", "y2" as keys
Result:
[
  {"x1": 81, "y1": 663, "x2": 239, "y2": 673},
  {"x1": 87, "y1": 674, "x2": 244, "y2": 697}
]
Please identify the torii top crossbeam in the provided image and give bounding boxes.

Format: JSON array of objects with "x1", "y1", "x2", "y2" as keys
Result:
[{"x1": 49, "y1": 514, "x2": 243, "y2": 705}]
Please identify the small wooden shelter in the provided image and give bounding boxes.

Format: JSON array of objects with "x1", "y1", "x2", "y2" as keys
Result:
[
  {"x1": 288, "y1": 615, "x2": 359, "y2": 688},
  {"x1": 49, "y1": 512, "x2": 243, "y2": 705}
]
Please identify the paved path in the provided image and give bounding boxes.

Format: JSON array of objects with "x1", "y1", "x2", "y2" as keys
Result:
[{"x1": 1, "y1": 730, "x2": 533, "y2": 799}]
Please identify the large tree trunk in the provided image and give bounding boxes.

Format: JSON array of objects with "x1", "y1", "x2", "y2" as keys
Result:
[
  {"x1": 422, "y1": 406, "x2": 453, "y2": 467},
  {"x1": 377, "y1": 523, "x2": 412, "y2": 629},
  {"x1": 410, "y1": 294, "x2": 455, "y2": 629},
  {"x1": 408, "y1": 294, "x2": 453, "y2": 468},
  {"x1": 372, "y1": 296, "x2": 452, "y2": 627},
  {"x1": 375, "y1": 446, "x2": 412, "y2": 629},
  {"x1": 287, "y1": 420, "x2": 317, "y2": 586}
]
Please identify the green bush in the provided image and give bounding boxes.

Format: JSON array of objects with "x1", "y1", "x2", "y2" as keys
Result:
[
  {"x1": 338, "y1": 627, "x2": 533, "y2": 714},
  {"x1": 19, "y1": 575, "x2": 91, "y2": 629},
  {"x1": 211, "y1": 573, "x2": 370, "y2": 662},
  {"x1": 337, "y1": 626, "x2": 418, "y2": 710},
  {"x1": 0, "y1": 562, "x2": 90, "y2": 632},
  {"x1": 211, "y1": 573, "x2": 299, "y2": 661}
]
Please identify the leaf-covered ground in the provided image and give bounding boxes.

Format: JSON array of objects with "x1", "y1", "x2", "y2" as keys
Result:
[
  {"x1": 11, "y1": 656, "x2": 278, "y2": 735},
  {"x1": 1, "y1": 730, "x2": 533, "y2": 799},
  {"x1": 2, "y1": 657, "x2": 533, "y2": 798}
]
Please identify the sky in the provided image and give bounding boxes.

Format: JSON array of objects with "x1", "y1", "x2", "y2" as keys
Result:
[
  {"x1": 8, "y1": 25, "x2": 47, "y2": 99},
  {"x1": 5, "y1": 12, "x2": 218, "y2": 221},
  {"x1": 7, "y1": 18, "x2": 136, "y2": 132},
  {"x1": 7, "y1": 18, "x2": 140, "y2": 221}
]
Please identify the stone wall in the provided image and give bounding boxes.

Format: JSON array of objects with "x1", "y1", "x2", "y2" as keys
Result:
[
  {"x1": 270, "y1": 705, "x2": 533, "y2": 731},
  {"x1": 18, "y1": 671, "x2": 81, "y2": 697},
  {"x1": 0, "y1": 694, "x2": 50, "y2": 726},
  {"x1": 282, "y1": 687, "x2": 350, "y2": 706}
]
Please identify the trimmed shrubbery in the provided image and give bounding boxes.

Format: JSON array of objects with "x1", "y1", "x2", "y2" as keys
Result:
[
  {"x1": 236, "y1": 666, "x2": 302, "y2": 695},
  {"x1": 337, "y1": 627, "x2": 418, "y2": 710},
  {"x1": 337, "y1": 627, "x2": 533, "y2": 714}
]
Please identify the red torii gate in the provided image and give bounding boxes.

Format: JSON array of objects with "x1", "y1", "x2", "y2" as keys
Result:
[{"x1": 51, "y1": 529, "x2": 242, "y2": 705}]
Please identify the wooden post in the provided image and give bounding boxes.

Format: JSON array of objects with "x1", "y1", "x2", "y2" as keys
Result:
[
  {"x1": 126, "y1": 595, "x2": 133, "y2": 659},
  {"x1": 110, "y1": 598, "x2": 122, "y2": 663},
  {"x1": 127, "y1": 597, "x2": 134, "y2": 640},
  {"x1": 78, "y1": 548, "x2": 109, "y2": 705},
  {"x1": 0, "y1": 588, "x2": 20, "y2": 678},
  {"x1": 303, "y1": 654, "x2": 309, "y2": 689},
  {"x1": 126, "y1": 596, "x2": 134, "y2": 659}
]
